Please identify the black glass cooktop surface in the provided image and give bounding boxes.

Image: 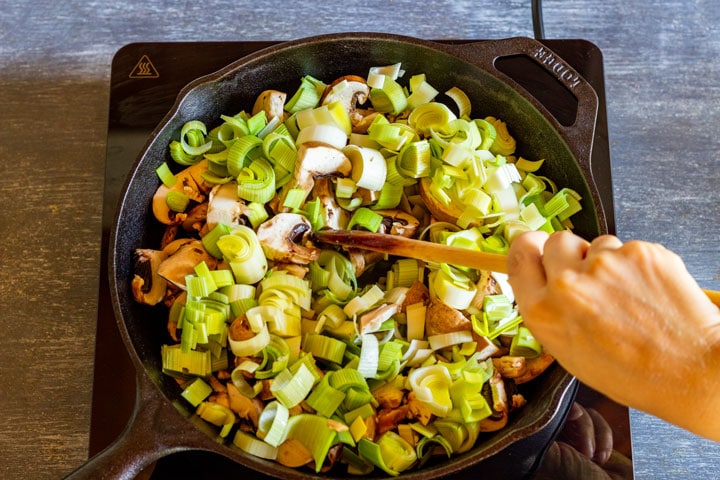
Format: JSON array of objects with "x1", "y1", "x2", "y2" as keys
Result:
[{"x1": 92, "y1": 39, "x2": 630, "y2": 479}]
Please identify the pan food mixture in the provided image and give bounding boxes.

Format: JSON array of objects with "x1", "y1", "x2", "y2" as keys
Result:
[{"x1": 132, "y1": 64, "x2": 583, "y2": 475}]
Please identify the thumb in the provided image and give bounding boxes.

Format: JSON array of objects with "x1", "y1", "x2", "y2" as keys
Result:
[{"x1": 507, "y1": 230, "x2": 549, "y2": 310}]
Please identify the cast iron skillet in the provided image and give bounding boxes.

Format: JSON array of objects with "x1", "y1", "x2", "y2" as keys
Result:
[{"x1": 66, "y1": 32, "x2": 608, "y2": 480}]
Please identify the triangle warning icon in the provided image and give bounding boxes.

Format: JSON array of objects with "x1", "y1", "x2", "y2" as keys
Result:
[{"x1": 129, "y1": 55, "x2": 159, "y2": 79}]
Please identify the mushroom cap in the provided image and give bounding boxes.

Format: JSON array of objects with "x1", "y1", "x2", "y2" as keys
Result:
[
  {"x1": 131, "y1": 249, "x2": 169, "y2": 305},
  {"x1": 417, "y1": 177, "x2": 464, "y2": 225},
  {"x1": 279, "y1": 142, "x2": 352, "y2": 210},
  {"x1": 157, "y1": 240, "x2": 217, "y2": 287},
  {"x1": 256, "y1": 212, "x2": 321, "y2": 265},
  {"x1": 206, "y1": 182, "x2": 247, "y2": 230},
  {"x1": 321, "y1": 75, "x2": 370, "y2": 118},
  {"x1": 425, "y1": 296, "x2": 472, "y2": 337},
  {"x1": 252, "y1": 89, "x2": 287, "y2": 121}
]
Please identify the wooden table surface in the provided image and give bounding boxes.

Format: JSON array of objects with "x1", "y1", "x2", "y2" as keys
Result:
[{"x1": 1, "y1": 1, "x2": 719, "y2": 478}]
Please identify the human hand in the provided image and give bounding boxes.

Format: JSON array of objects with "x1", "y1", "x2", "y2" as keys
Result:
[
  {"x1": 506, "y1": 231, "x2": 720, "y2": 441},
  {"x1": 534, "y1": 402, "x2": 632, "y2": 480}
]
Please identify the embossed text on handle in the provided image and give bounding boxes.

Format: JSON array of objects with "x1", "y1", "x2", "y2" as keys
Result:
[{"x1": 533, "y1": 46, "x2": 581, "y2": 89}]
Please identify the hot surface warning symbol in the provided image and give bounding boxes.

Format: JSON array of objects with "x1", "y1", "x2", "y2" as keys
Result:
[{"x1": 129, "y1": 55, "x2": 159, "y2": 78}]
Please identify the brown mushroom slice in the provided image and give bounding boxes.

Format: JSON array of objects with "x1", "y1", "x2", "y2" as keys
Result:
[
  {"x1": 161, "y1": 238, "x2": 195, "y2": 256},
  {"x1": 256, "y1": 212, "x2": 321, "y2": 265},
  {"x1": 157, "y1": 239, "x2": 217, "y2": 288},
  {"x1": 252, "y1": 89, "x2": 287, "y2": 122},
  {"x1": 347, "y1": 248, "x2": 385, "y2": 278},
  {"x1": 181, "y1": 202, "x2": 207, "y2": 234},
  {"x1": 425, "y1": 297, "x2": 471, "y2": 337},
  {"x1": 514, "y1": 351, "x2": 555, "y2": 384},
  {"x1": 321, "y1": 75, "x2": 370, "y2": 130},
  {"x1": 277, "y1": 438, "x2": 314, "y2": 468},
  {"x1": 206, "y1": 182, "x2": 248, "y2": 230},
  {"x1": 401, "y1": 281, "x2": 431, "y2": 312},
  {"x1": 131, "y1": 249, "x2": 169, "y2": 305},
  {"x1": 478, "y1": 371, "x2": 509, "y2": 432},
  {"x1": 152, "y1": 159, "x2": 211, "y2": 225},
  {"x1": 467, "y1": 270, "x2": 503, "y2": 313},
  {"x1": 360, "y1": 303, "x2": 400, "y2": 335},
  {"x1": 472, "y1": 334, "x2": 502, "y2": 360},
  {"x1": 226, "y1": 382, "x2": 262, "y2": 428},
  {"x1": 278, "y1": 142, "x2": 352, "y2": 210},
  {"x1": 417, "y1": 177, "x2": 464, "y2": 225},
  {"x1": 374, "y1": 209, "x2": 421, "y2": 237},
  {"x1": 492, "y1": 355, "x2": 528, "y2": 379},
  {"x1": 312, "y1": 177, "x2": 349, "y2": 231}
]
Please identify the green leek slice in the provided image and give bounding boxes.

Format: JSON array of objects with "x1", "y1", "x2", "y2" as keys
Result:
[
  {"x1": 283, "y1": 414, "x2": 338, "y2": 473},
  {"x1": 258, "y1": 400, "x2": 290, "y2": 447},
  {"x1": 358, "y1": 431, "x2": 417, "y2": 476},
  {"x1": 270, "y1": 363, "x2": 316, "y2": 409},
  {"x1": 216, "y1": 226, "x2": 267, "y2": 285},
  {"x1": 369, "y1": 75, "x2": 408, "y2": 115},
  {"x1": 155, "y1": 162, "x2": 177, "y2": 188},
  {"x1": 233, "y1": 430, "x2": 278, "y2": 460},
  {"x1": 180, "y1": 377, "x2": 213, "y2": 407}
]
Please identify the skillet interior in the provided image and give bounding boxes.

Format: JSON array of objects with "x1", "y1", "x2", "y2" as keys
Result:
[{"x1": 110, "y1": 32, "x2": 602, "y2": 479}]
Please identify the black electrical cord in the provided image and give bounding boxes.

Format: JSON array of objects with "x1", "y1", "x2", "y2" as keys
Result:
[{"x1": 531, "y1": 0, "x2": 545, "y2": 40}]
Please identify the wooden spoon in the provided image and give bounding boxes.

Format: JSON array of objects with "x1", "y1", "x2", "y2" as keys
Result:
[{"x1": 314, "y1": 230, "x2": 720, "y2": 308}]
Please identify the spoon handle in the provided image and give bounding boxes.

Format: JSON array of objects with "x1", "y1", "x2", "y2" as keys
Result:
[{"x1": 314, "y1": 230, "x2": 720, "y2": 309}]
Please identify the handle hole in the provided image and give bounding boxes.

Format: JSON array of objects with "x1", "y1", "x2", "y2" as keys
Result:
[{"x1": 495, "y1": 55, "x2": 578, "y2": 127}]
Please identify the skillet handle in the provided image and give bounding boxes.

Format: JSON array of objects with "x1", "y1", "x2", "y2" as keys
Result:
[
  {"x1": 63, "y1": 371, "x2": 192, "y2": 480},
  {"x1": 440, "y1": 36, "x2": 605, "y2": 231},
  {"x1": 443, "y1": 36, "x2": 598, "y2": 166}
]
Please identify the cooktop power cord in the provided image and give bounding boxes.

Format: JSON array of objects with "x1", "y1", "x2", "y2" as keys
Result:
[{"x1": 532, "y1": 0, "x2": 545, "y2": 40}]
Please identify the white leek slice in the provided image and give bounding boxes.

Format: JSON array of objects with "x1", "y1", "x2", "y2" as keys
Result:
[
  {"x1": 233, "y1": 430, "x2": 278, "y2": 460},
  {"x1": 408, "y1": 365, "x2": 453, "y2": 417},
  {"x1": 357, "y1": 333, "x2": 379, "y2": 378},
  {"x1": 258, "y1": 400, "x2": 290, "y2": 447},
  {"x1": 228, "y1": 321, "x2": 270, "y2": 357},
  {"x1": 295, "y1": 124, "x2": 347, "y2": 150},
  {"x1": 343, "y1": 145, "x2": 387, "y2": 191}
]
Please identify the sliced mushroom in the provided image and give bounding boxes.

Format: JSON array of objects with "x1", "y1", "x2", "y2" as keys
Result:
[
  {"x1": 374, "y1": 209, "x2": 420, "y2": 237},
  {"x1": 157, "y1": 239, "x2": 217, "y2": 287},
  {"x1": 514, "y1": 351, "x2": 555, "y2": 384},
  {"x1": 252, "y1": 89, "x2": 287, "y2": 121},
  {"x1": 407, "y1": 391, "x2": 433, "y2": 425},
  {"x1": 321, "y1": 75, "x2": 370, "y2": 131},
  {"x1": 467, "y1": 270, "x2": 503, "y2": 314},
  {"x1": 347, "y1": 249, "x2": 385, "y2": 278},
  {"x1": 181, "y1": 202, "x2": 208, "y2": 234},
  {"x1": 417, "y1": 177, "x2": 464, "y2": 225},
  {"x1": 472, "y1": 334, "x2": 502, "y2": 360},
  {"x1": 152, "y1": 159, "x2": 211, "y2": 225},
  {"x1": 377, "y1": 405, "x2": 410, "y2": 435},
  {"x1": 478, "y1": 371, "x2": 509, "y2": 432},
  {"x1": 278, "y1": 142, "x2": 352, "y2": 210},
  {"x1": 401, "y1": 281, "x2": 431, "y2": 312},
  {"x1": 161, "y1": 238, "x2": 195, "y2": 256},
  {"x1": 346, "y1": 209, "x2": 420, "y2": 277},
  {"x1": 256, "y1": 212, "x2": 321, "y2": 265},
  {"x1": 277, "y1": 438, "x2": 314, "y2": 468},
  {"x1": 360, "y1": 303, "x2": 400, "y2": 335},
  {"x1": 131, "y1": 249, "x2": 169, "y2": 305},
  {"x1": 312, "y1": 177, "x2": 349, "y2": 231},
  {"x1": 205, "y1": 182, "x2": 248, "y2": 230},
  {"x1": 425, "y1": 297, "x2": 471, "y2": 337},
  {"x1": 226, "y1": 382, "x2": 263, "y2": 428},
  {"x1": 492, "y1": 356, "x2": 528, "y2": 379}
]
